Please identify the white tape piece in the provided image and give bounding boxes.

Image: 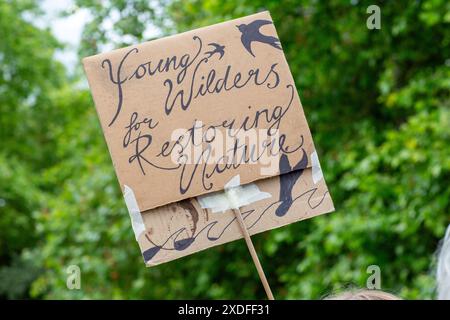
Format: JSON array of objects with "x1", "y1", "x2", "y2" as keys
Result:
[
  {"x1": 311, "y1": 150, "x2": 323, "y2": 184},
  {"x1": 197, "y1": 175, "x2": 272, "y2": 213},
  {"x1": 123, "y1": 185, "x2": 145, "y2": 241}
]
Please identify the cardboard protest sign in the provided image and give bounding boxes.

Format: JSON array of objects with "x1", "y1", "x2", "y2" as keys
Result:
[
  {"x1": 83, "y1": 11, "x2": 334, "y2": 267},
  {"x1": 138, "y1": 166, "x2": 333, "y2": 266}
]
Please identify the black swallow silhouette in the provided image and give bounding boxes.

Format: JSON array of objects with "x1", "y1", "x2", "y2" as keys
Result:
[
  {"x1": 236, "y1": 19, "x2": 282, "y2": 57},
  {"x1": 275, "y1": 150, "x2": 308, "y2": 217},
  {"x1": 204, "y1": 42, "x2": 225, "y2": 59}
]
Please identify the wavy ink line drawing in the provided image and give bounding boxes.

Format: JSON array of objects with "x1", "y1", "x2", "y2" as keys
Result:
[
  {"x1": 246, "y1": 188, "x2": 329, "y2": 230},
  {"x1": 142, "y1": 183, "x2": 329, "y2": 263},
  {"x1": 236, "y1": 20, "x2": 282, "y2": 57},
  {"x1": 143, "y1": 210, "x2": 254, "y2": 257}
]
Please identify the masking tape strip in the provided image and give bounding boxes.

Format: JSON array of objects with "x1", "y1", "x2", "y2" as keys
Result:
[
  {"x1": 123, "y1": 185, "x2": 145, "y2": 241},
  {"x1": 198, "y1": 175, "x2": 272, "y2": 213},
  {"x1": 311, "y1": 150, "x2": 323, "y2": 184}
]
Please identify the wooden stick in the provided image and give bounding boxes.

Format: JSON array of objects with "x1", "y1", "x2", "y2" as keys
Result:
[{"x1": 232, "y1": 208, "x2": 275, "y2": 300}]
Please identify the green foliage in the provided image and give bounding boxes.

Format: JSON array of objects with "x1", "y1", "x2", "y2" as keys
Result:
[{"x1": 0, "y1": 0, "x2": 448, "y2": 299}]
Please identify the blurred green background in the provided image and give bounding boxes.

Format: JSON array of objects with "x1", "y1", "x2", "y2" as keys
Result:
[{"x1": 0, "y1": 0, "x2": 449, "y2": 299}]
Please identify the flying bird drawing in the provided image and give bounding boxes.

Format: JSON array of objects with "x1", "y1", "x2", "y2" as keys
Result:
[
  {"x1": 236, "y1": 19, "x2": 282, "y2": 57},
  {"x1": 204, "y1": 42, "x2": 225, "y2": 59},
  {"x1": 276, "y1": 150, "x2": 308, "y2": 217}
]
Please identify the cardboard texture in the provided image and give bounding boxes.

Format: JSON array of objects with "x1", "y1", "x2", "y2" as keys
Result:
[{"x1": 83, "y1": 11, "x2": 334, "y2": 267}]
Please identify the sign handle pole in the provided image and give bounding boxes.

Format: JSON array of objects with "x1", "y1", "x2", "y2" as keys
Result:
[{"x1": 232, "y1": 208, "x2": 275, "y2": 300}]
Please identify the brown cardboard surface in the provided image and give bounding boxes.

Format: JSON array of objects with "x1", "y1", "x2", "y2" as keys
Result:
[{"x1": 83, "y1": 11, "x2": 316, "y2": 211}]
